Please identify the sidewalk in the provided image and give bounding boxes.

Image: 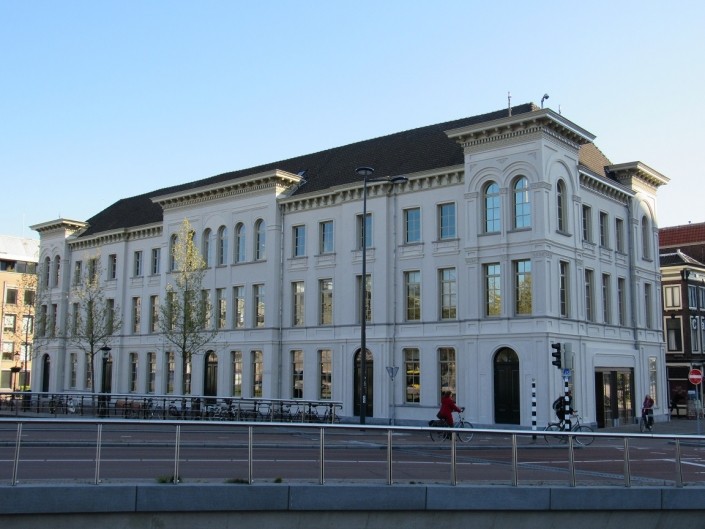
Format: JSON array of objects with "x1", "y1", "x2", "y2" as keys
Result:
[{"x1": 602, "y1": 416, "x2": 705, "y2": 436}]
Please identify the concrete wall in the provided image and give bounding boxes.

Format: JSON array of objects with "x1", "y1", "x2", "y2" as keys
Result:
[{"x1": 2, "y1": 484, "x2": 705, "y2": 529}]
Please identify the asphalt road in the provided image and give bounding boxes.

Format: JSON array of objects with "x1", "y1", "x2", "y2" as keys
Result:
[{"x1": 1, "y1": 421, "x2": 704, "y2": 487}]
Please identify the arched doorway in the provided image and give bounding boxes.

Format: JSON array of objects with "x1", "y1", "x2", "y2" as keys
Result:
[
  {"x1": 204, "y1": 351, "x2": 218, "y2": 398},
  {"x1": 494, "y1": 348, "x2": 520, "y2": 424},
  {"x1": 41, "y1": 354, "x2": 51, "y2": 392},
  {"x1": 353, "y1": 349, "x2": 373, "y2": 418}
]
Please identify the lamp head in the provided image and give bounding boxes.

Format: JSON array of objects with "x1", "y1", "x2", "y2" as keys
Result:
[{"x1": 355, "y1": 166, "x2": 375, "y2": 178}]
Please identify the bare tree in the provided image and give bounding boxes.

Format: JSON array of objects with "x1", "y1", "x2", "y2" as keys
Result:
[
  {"x1": 67, "y1": 254, "x2": 123, "y2": 396},
  {"x1": 158, "y1": 219, "x2": 217, "y2": 394}
]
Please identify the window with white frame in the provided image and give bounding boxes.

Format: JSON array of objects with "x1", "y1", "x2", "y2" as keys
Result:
[
  {"x1": 149, "y1": 295, "x2": 159, "y2": 333},
  {"x1": 133, "y1": 250, "x2": 143, "y2": 277},
  {"x1": 70, "y1": 352, "x2": 77, "y2": 388},
  {"x1": 615, "y1": 218, "x2": 625, "y2": 253},
  {"x1": 292, "y1": 281, "x2": 305, "y2": 326},
  {"x1": 663, "y1": 285, "x2": 681, "y2": 309},
  {"x1": 319, "y1": 349, "x2": 332, "y2": 399},
  {"x1": 512, "y1": 177, "x2": 530, "y2": 229},
  {"x1": 218, "y1": 226, "x2": 228, "y2": 265},
  {"x1": 514, "y1": 260, "x2": 532, "y2": 315},
  {"x1": 234, "y1": 223, "x2": 245, "y2": 263},
  {"x1": 438, "y1": 202, "x2": 456, "y2": 239},
  {"x1": 293, "y1": 225, "x2": 306, "y2": 257},
  {"x1": 202, "y1": 229, "x2": 211, "y2": 267},
  {"x1": 147, "y1": 352, "x2": 156, "y2": 393},
  {"x1": 254, "y1": 219, "x2": 266, "y2": 260},
  {"x1": 216, "y1": 288, "x2": 226, "y2": 329},
  {"x1": 599, "y1": 211, "x2": 609, "y2": 248},
  {"x1": 404, "y1": 207, "x2": 421, "y2": 243},
  {"x1": 484, "y1": 182, "x2": 501, "y2": 233},
  {"x1": 108, "y1": 254, "x2": 117, "y2": 280},
  {"x1": 232, "y1": 351, "x2": 243, "y2": 396},
  {"x1": 405, "y1": 270, "x2": 421, "y2": 321},
  {"x1": 602, "y1": 273, "x2": 612, "y2": 324},
  {"x1": 233, "y1": 286, "x2": 245, "y2": 328},
  {"x1": 666, "y1": 318, "x2": 682, "y2": 351},
  {"x1": 319, "y1": 220, "x2": 334, "y2": 254},
  {"x1": 439, "y1": 348, "x2": 456, "y2": 396},
  {"x1": 439, "y1": 267, "x2": 457, "y2": 320},
  {"x1": 584, "y1": 269, "x2": 595, "y2": 322},
  {"x1": 151, "y1": 247, "x2": 161, "y2": 275},
  {"x1": 291, "y1": 350, "x2": 303, "y2": 399},
  {"x1": 166, "y1": 352, "x2": 175, "y2": 394},
  {"x1": 132, "y1": 297, "x2": 141, "y2": 334},
  {"x1": 319, "y1": 278, "x2": 333, "y2": 325},
  {"x1": 252, "y1": 350, "x2": 263, "y2": 397},
  {"x1": 641, "y1": 215, "x2": 651, "y2": 260},
  {"x1": 254, "y1": 284, "x2": 265, "y2": 327},
  {"x1": 404, "y1": 348, "x2": 420, "y2": 403},
  {"x1": 559, "y1": 261, "x2": 570, "y2": 318},
  {"x1": 582, "y1": 205, "x2": 592, "y2": 242},
  {"x1": 357, "y1": 213, "x2": 372, "y2": 250},
  {"x1": 485, "y1": 263, "x2": 501, "y2": 317},
  {"x1": 618, "y1": 277, "x2": 627, "y2": 326},
  {"x1": 556, "y1": 180, "x2": 567, "y2": 232},
  {"x1": 129, "y1": 353, "x2": 138, "y2": 393},
  {"x1": 645, "y1": 283, "x2": 654, "y2": 329},
  {"x1": 357, "y1": 274, "x2": 371, "y2": 324}
]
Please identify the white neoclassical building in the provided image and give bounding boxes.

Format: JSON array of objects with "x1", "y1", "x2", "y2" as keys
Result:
[{"x1": 32, "y1": 103, "x2": 668, "y2": 427}]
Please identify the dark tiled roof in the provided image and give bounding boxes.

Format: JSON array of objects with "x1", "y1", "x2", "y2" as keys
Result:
[
  {"x1": 660, "y1": 249, "x2": 705, "y2": 267},
  {"x1": 79, "y1": 103, "x2": 609, "y2": 238}
]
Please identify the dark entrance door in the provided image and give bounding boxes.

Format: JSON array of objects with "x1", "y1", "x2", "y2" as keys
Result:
[
  {"x1": 353, "y1": 349, "x2": 373, "y2": 418},
  {"x1": 41, "y1": 354, "x2": 50, "y2": 392},
  {"x1": 204, "y1": 351, "x2": 218, "y2": 397},
  {"x1": 494, "y1": 348, "x2": 520, "y2": 424},
  {"x1": 595, "y1": 368, "x2": 634, "y2": 428}
]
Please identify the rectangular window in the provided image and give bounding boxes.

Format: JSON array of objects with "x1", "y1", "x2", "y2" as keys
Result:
[
  {"x1": 293, "y1": 225, "x2": 306, "y2": 257},
  {"x1": 319, "y1": 349, "x2": 332, "y2": 400},
  {"x1": 663, "y1": 285, "x2": 681, "y2": 309},
  {"x1": 70, "y1": 353, "x2": 77, "y2": 388},
  {"x1": 3, "y1": 314, "x2": 15, "y2": 332},
  {"x1": 485, "y1": 263, "x2": 501, "y2": 317},
  {"x1": 73, "y1": 260, "x2": 82, "y2": 286},
  {"x1": 147, "y1": 352, "x2": 156, "y2": 393},
  {"x1": 689, "y1": 285, "x2": 697, "y2": 309},
  {"x1": 254, "y1": 284, "x2": 265, "y2": 327},
  {"x1": 405, "y1": 270, "x2": 421, "y2": 321},
  {"x1": 615, "y1": 218, "x2": 625, "y2": 253},
  {"x1": 559, "y1": 261, "x2": 569, "y2": 318},
  {"x1": 85, "y1": 352, "x2": 92, "y2": 390},
  {"x1": 439, "y1": 267, "x2": 457, "y2": 320},
  {"x1": 439, "y1": 347, "x2": 456, "y2": 397},
  {"x1": 357, "y1": 274, "x2": 372, "y2": 323},
  {"x1": 691, "y1": 317, "x2": 701, "y2": 352},
  {"x1": 166, "y1": 352, "x2": 175, "y2": 394},
  {"x1": 291, "y1": 350, "x2": 303, "y2": 399},
  {"x1": 585, "y1": 269, "x2": 595, "y2": 322},
  {"x1": 645, "y1": 283, "x2": 653, "y2": 329},
  {"x1": 107, "y1": 298, "x2": 115, "y2": 334},
  {"x1": 319, "y1": 220, "x2": 334, "y2": 254},
  {"x1": 357, "y1": 213, "x2": 372, "y2": 250},
  {"x1": 252, "y1": 350, "x2": 263, "y2": 397},
  {"x1": 514, "y1": 260, "x2": 532, "y2": 315},
  {"x1": 319, "y1": 278, "x2": 333, "y2": 325},
  {"x1": 404, "y1": 207, "x2": 421, "y2": 243},
  {"x1": 648, "y1": 357, "x2": 658, "y2": 406},
  {"x1": 88, "y1": 258, "x2": 98, "y2": 282},
  {"x1": 151, "y1": 248, "x2": 161, "y2": 275},
  {"x1": 582, "y1": 205, "x2": 592, "y2": 242},
  {"x1": 132, "y1": 297, "x2": 141, "y2": 334},
  {"x1": 438, "y1": 203, "x2": 456, "y2": 240},
  {"x1": 108, "y1": 254, "x2": 117, "y2": 280},
  {"x1": 133, "y1": 251, "x2": 143, "y2": 277},
  {"x1": 70, "y1": 303, "x2": 78, "y2": 336},
  {"x1": 129, "y1": 353, "x2": 138, "y2": 393},
  {"x1": 666, "y1": 318, "x2": 682, "y2": 351},
  {"x1": 232, "y1": 351, "x2": 243, "y2": 396},
  {"x1": 201, "y1": 289, "x2": 212, "y2": 329},
  {"x1": 50, "y1": 304, "x2": 57, "y2": 337},
  {"x1": 149, "y1": 295, "x2": 159, "y2": 333},
  {"x1": 216, "y1": 288, "x2": 226, "y2": 329},
  {"x1": 5, "y1": 288, "x2": 17, "y2": 305},
  {"x1": 24, "y1": 289, "x2": 35, "y2": 306},
  {"x1": 602, "y1": 273, "x2": 611, "y2": 324},
  {"x1": 599, "y1": 211, "x2": 609, "y2": 248},
  {"x1": 618, "y1": 277, "x2": 627, "y2": 326},
  {"x1": 292, "y1": 281, "x2": 305, "y2": 326},
  {"x1": 404, "y1": 348, "x2": 420, "y2": 403},
  {"x1": 233, "y1": 286, "x2": 245, "y2": 328}
]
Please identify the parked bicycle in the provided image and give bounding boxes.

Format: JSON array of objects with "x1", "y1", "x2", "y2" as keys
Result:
[
  {"x1": 428, "y1": 409, "x2": 474, "y2": 442},
  {"x1": 544, "y1": 413, "x2": 594, "y2": 446}
]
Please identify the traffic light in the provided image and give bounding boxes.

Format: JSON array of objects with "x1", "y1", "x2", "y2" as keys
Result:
[{"x1": 551, "y1": 342, "x2": 562, "y2": 369}]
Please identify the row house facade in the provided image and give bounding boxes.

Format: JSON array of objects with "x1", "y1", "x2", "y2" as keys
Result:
[
  {"x1": 32, "y1": 104, "x2": 668, "y2": 427},
  {"x1": 0, "y1": 235, "x2": 38, "y2": 392},
  {"x1": 659, "y1": 222, "x2": 705, "y2": 414}
]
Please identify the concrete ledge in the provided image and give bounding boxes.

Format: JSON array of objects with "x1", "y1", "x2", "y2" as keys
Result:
[{"x1": 3, "y1": 484, "x2": 705, "y2": 515}]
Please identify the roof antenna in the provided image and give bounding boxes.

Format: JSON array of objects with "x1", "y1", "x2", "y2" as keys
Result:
[
  {"x1": 541, "y1": 93, "x2": 549, "y2": 108},
  {"x1": 508, "y1": 91, "x2": 512, "y2": 116}
]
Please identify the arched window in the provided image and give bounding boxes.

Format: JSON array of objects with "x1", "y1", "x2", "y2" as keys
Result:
[
  {"x1": 43, "y1": 257, "x2": 51, "y2": 288},
  {"x1": 235, "y1": 223, "x2": 246, "y2": 263},
  {"x1": 483, "y1": 181, "x2": 501, "y2": 233},
  {"x1": 202, "y1": 228, "x2": 212, "y2": 267},
  {"x1": 217, "y1": 226, "x2": 227, "y2": 266},
  {"x1": 53, "y1": 255, "x2": 61, "y2": 288},
  {"x1": 169, "y1": 234, "x2": 177, "y2": 271},
  {"x1": 641, "y1": 215, "x2": 651, "y2": 260},
  {"x1": 557, "y1": 180, "x2": 567, "y2": 232},
  {"x1": 254, "y1": 219, "x2": 265, "y2": 261},
  {"x1": 513, "y1": 176, "x2": 531, "y2": 229}
]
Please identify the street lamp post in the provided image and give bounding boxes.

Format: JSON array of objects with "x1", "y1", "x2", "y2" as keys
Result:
[{"x1": 355, "y1": 166, "x2": 407, "y2": 425}]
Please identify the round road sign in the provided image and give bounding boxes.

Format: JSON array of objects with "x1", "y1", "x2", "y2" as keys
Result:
[{"x1": 689, "y1": 368, "x2": 703, "y2": 385}]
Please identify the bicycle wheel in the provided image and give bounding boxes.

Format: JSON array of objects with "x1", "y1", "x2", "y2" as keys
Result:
[
  {"x1": 544, "y1": 423, "x2": 564, "y2": 445},
  {"x1": 429, "y1": 421, "x2": 444, "y2": 442},
  {"x1": 639, "y1": 417, "x2": 646, "y2": 433},
  {"x1": 574, "y1": 425, "x2": 594, "y2": 446},
  {"x1": 456, "y1": 421, "x2": 474, "y2": 442}
]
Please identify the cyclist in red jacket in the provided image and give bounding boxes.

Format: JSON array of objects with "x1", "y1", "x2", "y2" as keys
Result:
[{"x1": 437, "y1": 391, "x2": 463, "y2": 428}]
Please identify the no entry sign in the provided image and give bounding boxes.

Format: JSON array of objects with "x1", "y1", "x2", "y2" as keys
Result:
[{"x1": 689, "y1": 368, "x2": 703, "y2": 385}]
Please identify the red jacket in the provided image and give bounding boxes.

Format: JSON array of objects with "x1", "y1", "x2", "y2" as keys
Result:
[{"x1": 438, "y1": 395, "x2": 461, "y2": 426}]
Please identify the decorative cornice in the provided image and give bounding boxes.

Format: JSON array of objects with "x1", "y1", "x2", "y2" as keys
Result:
[
  {"x1": 152, "y1": 170, "x2": 303, "y2": 210},
  {"x1": 605, "y1": 162, "x2": 669, "y2": 193},
  {"x1": 446, "y1": 109, "x2": 595, "y2": 152},
  {"x1": 278, "y1": 167, "x2": 464, "y2": 213},
  {"x1": 68, "y1": 224, "x2": 163, "y2": 251},
  {"x1": 579, "y1": 168, "x2": 633, "y2": 203},
  {"x1": 30, "y1": 219, "x2": 88, "y2": 235}
]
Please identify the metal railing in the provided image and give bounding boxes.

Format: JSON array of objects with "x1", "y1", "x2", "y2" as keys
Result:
[
  {"x1": 1, "y1": 417, "x2": 702, "y2": 488},
  {"x1": 0, "y1": 391, "x2": 342, "y2": 423}
]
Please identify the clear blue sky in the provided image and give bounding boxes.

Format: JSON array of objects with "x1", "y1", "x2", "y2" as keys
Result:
[{"x1": 2, "y1": 1, "x2": 703, "y2": 239}]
